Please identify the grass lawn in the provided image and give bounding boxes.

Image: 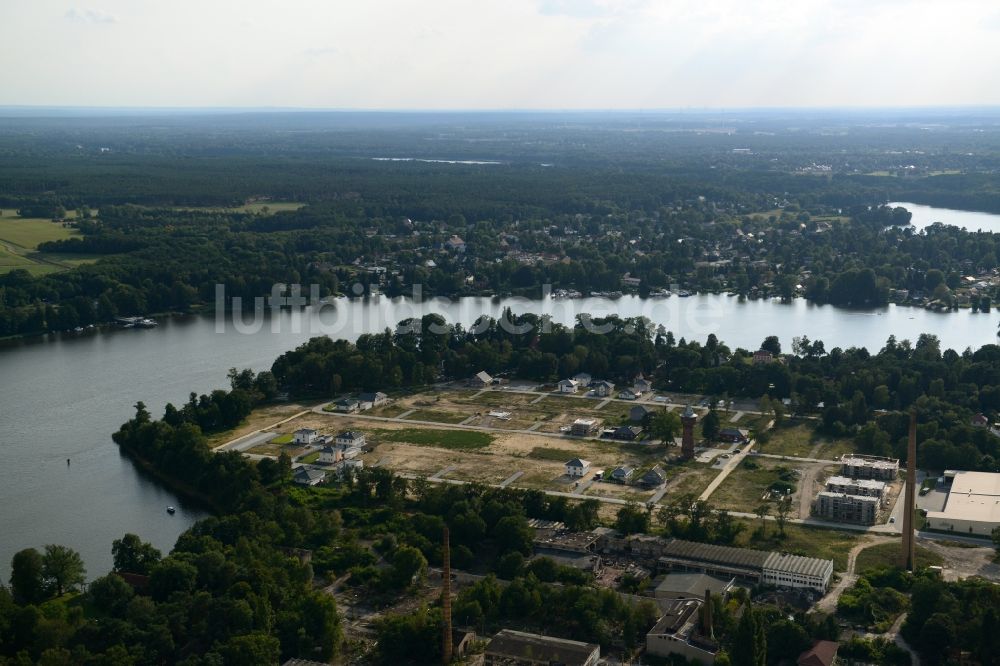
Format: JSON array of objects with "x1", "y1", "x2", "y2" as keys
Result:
[
  {"x1": 379, "y1": 428, "x2": 493, "y2": 450},
  {"x1": 528, "y1": 447, "x2": 580, "y2": 462},
  {"x1": 757, "y1": 422, "x2": 853, "y2": 459},
  {"x1": 855, "y1": 542, "x2": 943, "y2": 573},
  {"x1": 711, "y1": 458, "x2": 795, "y2": 510},
  {"x1": 735, "y1": 521, "x2": 861, "y2": 571},
  {"x1": 369, "y1": 403, "x2": 409, "y2": 418},
  {"x1": 404, "y1": 409, "x2": 469, "y2": 424},
  {"x1": 272, "y1": 433, "x2": 293, "y2": 445},
  {"x1": 300, "y1": 451, "x2": 321, "y2": 464},
  {"x1": 665, "y1": 464, "x2": 719, "y2": 497}
]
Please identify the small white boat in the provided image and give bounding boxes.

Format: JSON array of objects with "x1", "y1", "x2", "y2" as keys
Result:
[{"x1": 166, "y1": 506, "x2": 176, "y2": 514}]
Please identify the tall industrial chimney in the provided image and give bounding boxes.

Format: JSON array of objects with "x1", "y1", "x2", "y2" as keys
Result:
[
  {"x1": 702, "y1": 588, "x2": 714, "y2": 640},
  {"x1": 442, "y1": 526, "x2": 453, "y2": 664},
  {"x1": 899, "y1": 411, "x2": 917, "y2": 571}
]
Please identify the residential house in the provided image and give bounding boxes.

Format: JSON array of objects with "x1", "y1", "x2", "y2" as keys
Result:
[
  {"x1": 293, "y1": 468, "x2": 326, "y2": 486},
  {"x1": 445, "y1": 235, "x2": 467, "y2": 253},
  {"x1": 633, "y1": 374, "x2": 653, "y2": 394},
  {"x1": 630, "y1": 404, "x2": 655, "y2": 423},
  {"x1": 565, "y1": 458, "x2": 591, "y2": 477},
  {"x1": 335, "y1": 431, "x2": 366, "y2": 448},
  {"x1": 469, "y1": 371, "x2": 493, "y2": 387},
  {"x1": 571, "y1": 419, "x2": 598, "y2": 436},
  {"x1": 717, "y1": 428, "x2": 748, "y2": 444},
  {"x1": 609, "y1": 466, "x2": 635, "y2": 484},
  {"x1": 358, "y1": 391, "x2": 389, "y2": 410},
  {"x1": 334, "y1": 397, "x2": 360, "y2": 413},
  {"x1": 319, "y1": 446, "x2": 341, "y2": 464},
  {"x1": 972, "y1": 413, "x2": 990, "y2": 427},
  {"x1": 638, "y1": 466, "x2": 666, "y2": 488},
  {"x1": 618, "y1": 388, "x2": 642, "y2": 400},
  {"x1": 558, "y1": 379, "x2": 580, "y2": 393},
  {"x1": 293, "y1": 428, "x2": 318, "y2": 445},
  {"x1": 572, "y1": 372, "x2": 593, "y2": 387},
  {"x1": 592, "y1": 380, "x2": 615, "y2": 397},
  {"x1": 752, "y1": 350, "x2": 774, "y2": 365},
  {"x1": 796, "y1": 640, "x2": 839, "y2": 666},
  {"x1": 604, "y1": 425, "x2": 643, "y2": 442}
]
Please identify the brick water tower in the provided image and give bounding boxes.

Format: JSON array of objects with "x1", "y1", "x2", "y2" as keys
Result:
[{"x1": 681, "y1": 404, "x2": 698, "y2": 458}]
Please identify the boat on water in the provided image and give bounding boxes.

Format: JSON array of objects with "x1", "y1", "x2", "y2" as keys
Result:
[
  {"x1": 649, "y1": 289, "x2": 672, "y2": 298},
  {"x1": 116, "y1": 316, "x2": 158, "y2": 329},
  {"x1": 166, "y1": 506, "x2": 176, "y2": 514},
  {"x1": 677, "y1": 290, "x2": 691, "y2": 297}
]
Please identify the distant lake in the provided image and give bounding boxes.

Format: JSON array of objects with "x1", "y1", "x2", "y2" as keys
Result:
[{"x1": 888, "y1": 202, "x2": 1000, "y2": 231}]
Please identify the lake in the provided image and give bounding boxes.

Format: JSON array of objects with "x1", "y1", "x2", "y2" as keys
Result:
[
  {"x1": 888, "y1": 201, "x2": 1000, "y2": 231},
  {"x1": 5, "y1": 213, "x2": 1000, "y2": 579}
]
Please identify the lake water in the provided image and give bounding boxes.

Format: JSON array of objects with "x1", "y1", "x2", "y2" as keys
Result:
[
  {"x1": 5, "y1": 206, "x2": 1000, "y2": 580},
  {"x1": 888, "y1": 201, "x2": 1000, "y2": 231}
]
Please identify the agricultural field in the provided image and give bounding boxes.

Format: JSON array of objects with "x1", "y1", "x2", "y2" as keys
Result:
[
  {"x1": 170, "y1": 202, "x2": 305, "y2": 215},
  {"x1": 0, "y1": 213, "x2": 84, "y2": 275}
]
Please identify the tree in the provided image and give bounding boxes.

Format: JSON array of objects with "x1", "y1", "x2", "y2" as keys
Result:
[
  {"x1": 702, "y1": 409, "x2": 721, "y2": 442},
  {"x1": 754, "y1": 504, "x2": 770, "y2": 537},
  {"x1": 111, "y1": 533, "x2": 162, "y2": 575},
  {"x1": 41, "y1": 544, "x2": 86, "y2": 597},
  {"x1": 650, "y1": 409, "x2": 682, "y2": 445},
  {"x1": 775, "y1": 497, "x2": 792, "y2": 536},
  {"x1": 10, "y1": 548, "x2": 45, "y2": 604},
  {"x1": 88, "y1": 573, "x2": 135, "y2": 616},
  {"x1": 733, "y1": 602, "x2": 766, "y2": 666},
  {"x1": 493, "y1": 516, "x2": 533, "y2": 556},
  {"x1": 389, "y1": 546, "x2": 427, "y2": 589},
  {"x1": 761, "y1": 336, "x2": 782, "y2": 355},
  {"x1": 616, "y1": 502, "x2": 650, "y2": 535}
]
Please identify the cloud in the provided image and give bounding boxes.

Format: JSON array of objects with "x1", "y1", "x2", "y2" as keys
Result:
[
  {"x1": 64, "y1": 8, "x2": 117, "y2": 24},
  {"x1": 303, "y1": 46, "x2": 340, "y2": 57},
  {"x1": 537, "y1": 0, "x2": 645, "y2": 19}
]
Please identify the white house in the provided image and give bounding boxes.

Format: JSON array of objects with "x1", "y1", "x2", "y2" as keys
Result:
[
  {"x1": 335, "y1": 431, "x2": 366, "y2": 448},
  {"x1": 334, "y1": 458, "x2": 364, "y2": 478},
  {"x1": 572, "y1": 372, "x2": 593, "y2": 387},
  {"x1": 558, "y1": 379, "x2": 580, "y2": 394},
  {"x1": 358, "y1": 392, "x2": 389, "y2": 410},
  {"x1": 565, "y1": 458, "x2": 591, "y2": 477},
  {"x1": 293, "y1": 428, "x2": 318, "y2": 445},
  {"x1": 469, "y1": 371, "x2": 493, "y2": 387},
  {"x1": 618, "y1": 388, "x2": 642, "y2": 401},
  {"x1": 319, "y1": 445, "x2": 341, "y2": 464}
]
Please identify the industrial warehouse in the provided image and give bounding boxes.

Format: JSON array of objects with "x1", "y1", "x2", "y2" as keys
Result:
[{"x1": 924, "y1": 470, "x2": 1000, "y2": 537}]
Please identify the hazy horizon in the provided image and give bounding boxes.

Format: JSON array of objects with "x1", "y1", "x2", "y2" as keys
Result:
[{"x1": 3, "y1": 0, "x2": 1000, "y2": 109}]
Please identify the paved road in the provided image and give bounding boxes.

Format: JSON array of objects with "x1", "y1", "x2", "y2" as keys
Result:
[
  {"x1": 214, "y1": 409, "x2": 310, "y2": 452},
  {"x1": 698, "y1": 443, "x2": 754, "y2": 501}
]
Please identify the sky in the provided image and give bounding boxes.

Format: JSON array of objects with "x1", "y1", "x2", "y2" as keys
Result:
[{"x1": 2, "y1": 0, "x2": 1000, "y2": 109}]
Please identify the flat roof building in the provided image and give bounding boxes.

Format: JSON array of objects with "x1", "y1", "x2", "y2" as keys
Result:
[
  {"x1": 824, "y1": 475, "x2": 886, "y2": 499},
  {"x1": 813, "y1": 492, "x2": 879, "y2": 525},
  {"x1": 645, "y1": 598, "x2": 718, "y2": 663},
  {"x1": 484, "y1": 629, "x2": 600, "y2": 666},
  {"x1": 925, "y1": 470, "x2": 1000, "y2": 537},
  {"x1": 655, "y1": 572, "x2": 735, "y2": 600},
  {"x1": 841, "y1": 454, "x2": 899, "y2": 481}
]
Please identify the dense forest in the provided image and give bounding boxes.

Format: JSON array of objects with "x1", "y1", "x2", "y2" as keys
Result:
[{"x1": 4, "y1": 110, "x2": 1000, "y2": 338}]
